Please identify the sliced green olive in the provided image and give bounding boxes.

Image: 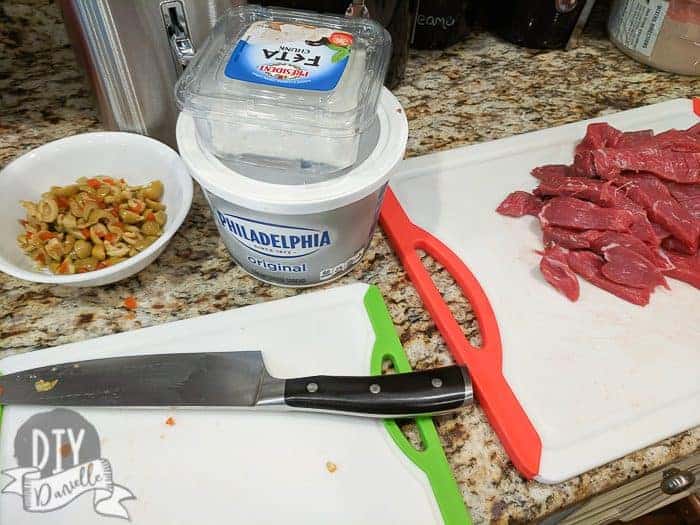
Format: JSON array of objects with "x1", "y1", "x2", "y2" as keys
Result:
[
  {"x1": 145, "y1": 198, "x2": 165, "y2": 211},
  {"x1": 45, "y1": 238, "x2": 63, "y2": 261},
  {"x1": 141, "y1": 220, "x2": 160, "y2": 236},
  {"x1": 119, "y1": 209, "x2": 142, "y2": 224},
  {"x1": 92, "y1": 243, "x2": 106, "y2": 261},
  {"x1": 37, "y1": 198, "x2": 59, "y2": 223},
  {"x1": 62, "y1": 213, "x2": 77, "y2": 230},
  {"x1": 74, "y1": 257, "x2": 98, "y2": 272},
  {"x1": 142, "y1": 180, "x2": 164, "y2": 200},
  {"x1": 154, "y1": 210, "x2": 167, "y2": 226},
  {"x1": 63, "y1": 234, "x2": 76, "y2": 253},
  {"x1": 73, "y1": 239, "x2": 92, "y2": 259}
]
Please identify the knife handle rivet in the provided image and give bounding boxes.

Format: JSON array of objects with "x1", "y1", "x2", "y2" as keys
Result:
[
  {"x1": 306, "y1": 382, "x2": 319, "y2": 393},
  {"x1": 431, "y1": 378, "x2": 443, "y2": 388},
  {"x1": 369, "y1": 383, "x2": 381, "y2": 394}
]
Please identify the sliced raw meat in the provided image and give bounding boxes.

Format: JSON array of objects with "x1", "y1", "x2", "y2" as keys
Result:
[
  {"x1": 592, "y1": 148, "x2": 700, "y2": 183},
  {"x1": 599, "y1": 245, "x2": 668, "y2": 290},
  {"x1": 598, "y1": 182, "x2": 660, "y2": 245},
  {"x1": 652, "y1": 223, "x2": 671, "y2": 241},
  {"x1": 664, "y1": 250, "x2": 700, "y2": 289},
  {"x1": 612, "y1": 130, "x2": 654, "y2": 149},
  {"x1": 496, "y1": 191, "x2": 544, "y2": 217},
  {"x1": 575, "y1": 123, "x2": 623, "y2": 154},
  {"x1": 628, "y1": 217, "x2": 662, "y2": 246},
  {"x1": 667, "y1": 182, "x2": 700, "y2": 202},
  {"x1": 539, "y1": 246, "x2": 580, "y2": 301},
  {"x1": 652, "y1": 129, "x2": 700, "y2": 152},
  {"x1": 534, "y1": 176, "x2": 605, "y2": 201},
  {"x1": 679, "y1": 197, "x2": 700, "y2": 220},
  {"x1": 566, "y1": 250, "x2": 651, "y2": 306},
  {"x1": 617, "y1": 173, "x2": 700, "y2": 252},
  {"x1": 652, "y1": 200, "x2": 699, "y2": 252},
  {"x1": 666, "y1": 183, "x2": 700, "y2": 219},
  {"x1": 589, "y1": 231, "x2": 674, "y2": 271},
  {"x1": 662, "y1": 236, "x2": 696, "y2": 256},
  {"x1": 538, "y1": 197, "x2": 635, "y2": 232},
  {"x1": 542, "y1": 226, "x2": 602, "y2": 250},
  {"x1": 573, "y1": 150, "x2": 597, "y2": 177},
  {"x1": 531, "y1": 164, "x2": 573, "y2": 182},
  {"x1": 687, "y1": 122, "x2": 700, "y2": 136}
]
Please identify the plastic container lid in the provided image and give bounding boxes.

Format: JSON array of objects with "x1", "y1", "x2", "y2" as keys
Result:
[
  {"x1": 176, "y1": 88, "x2": 408, "y2": 215},
  {"x1": 175, "y1": 5, "x2": 392, "y2": 139}
]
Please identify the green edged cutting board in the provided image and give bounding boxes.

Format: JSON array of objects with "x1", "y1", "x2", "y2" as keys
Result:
[{"x1": 0, "y1": 283, "x2": 470, "y2": 524}]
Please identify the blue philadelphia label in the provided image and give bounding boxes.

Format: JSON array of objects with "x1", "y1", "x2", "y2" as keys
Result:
[
  {"x1": 224, "y1": 21, "x2": 352, "y2": 91},
  {"x1": 216, "y1": 210, "x2": 331, "y2": 259}
]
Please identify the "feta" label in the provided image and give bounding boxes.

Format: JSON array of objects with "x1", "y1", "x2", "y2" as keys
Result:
[{"x1": 225, "y1": 21, "x2": 353, "y2": 91}]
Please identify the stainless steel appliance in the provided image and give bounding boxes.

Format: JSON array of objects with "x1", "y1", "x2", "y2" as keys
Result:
[{"x1": 59, "y1": 0, "x2": 239, "y2": 147}]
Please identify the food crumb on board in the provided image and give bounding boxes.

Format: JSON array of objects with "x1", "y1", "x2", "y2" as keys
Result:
[
  {"x1": 123, "y1": 296, "x2": 138, "y2": 310},
  {"x1": 34, "y1": 379, "x2": 59, "y2": 393},
  {"x1": 165, "y1": 416, "x2": 176, "y2": 426},
  {"x1": 325, "y1": 461, "x2": 337, "y2": 474}
]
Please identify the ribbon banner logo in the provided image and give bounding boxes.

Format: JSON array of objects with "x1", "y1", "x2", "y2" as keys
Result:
[{"x1": 1, "y1": 408, "x2": 135, "y2": 520}]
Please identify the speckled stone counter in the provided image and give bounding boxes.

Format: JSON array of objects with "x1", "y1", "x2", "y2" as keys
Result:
[{"x1": 1, "y1": 2, "x2": 699, "y2": 523}]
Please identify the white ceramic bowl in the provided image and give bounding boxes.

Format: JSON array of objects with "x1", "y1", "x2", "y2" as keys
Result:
[{"x1": 0, "y1": 132, "x2": 193, "y2": 286}]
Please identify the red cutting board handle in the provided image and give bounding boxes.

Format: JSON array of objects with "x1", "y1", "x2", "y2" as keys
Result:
[{"x1": 380, "y1": 188, "x2": 541, "y2": 479}]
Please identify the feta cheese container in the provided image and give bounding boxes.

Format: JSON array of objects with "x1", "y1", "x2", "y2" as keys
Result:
[
  {"x1": 175, "y1": 5, "x2": 392, "y2": 181},
  {"x1": 176, "y1": 89, "x2": 408, "y2": 287}
]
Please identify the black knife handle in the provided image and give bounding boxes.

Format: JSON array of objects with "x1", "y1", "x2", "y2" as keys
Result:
[{"x1": 283, "y1": 366, "x2": 472, "y2": 418}]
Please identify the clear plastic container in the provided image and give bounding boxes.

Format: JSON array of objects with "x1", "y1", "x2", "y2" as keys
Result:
[
  {"x1": 175, "y1": 5, "x2": 392, "y2": 182},
  {"x1": 608, "y1": 0, "x2": 700, "y2": 76}
]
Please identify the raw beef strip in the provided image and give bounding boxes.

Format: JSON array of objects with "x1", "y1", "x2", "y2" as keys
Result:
[
  {"x1": 575, "y1": 123, "x2": 623, "y2": 154},
  {"x1": 687, "y1": 122, "x2": 700, "y2": 136},
  {"x1": 666, "y1": 183, "x2": 700, "y2": 219},
  {"x1": 664, "y1": 250, "x2": 700, "y2": 289},
  {"x1": 573, "y1": 150, "x2": 598, "y2": 177},
  {"x1": 542, "y1": 226, "x2": 602, "y2": 250},
  {"x1": 662, "y1": 236, "x2": 697, "y2": 256},
  {"x1": 534, "y1": 176, "x2": 604, "y2": 201},
  {"x1": 599, "y1": 245, "x2": 668, "y2": 290},
  {"x1": 652, "y1": 129, "x2": 700, "y2": 152},
  {"x1": 589, "y1": 231, "x2": 674, "y2": 271},
  {"x1": 652, "y1": 223, "x2": 671, "y2": 241},
  {"x1": 652, "y1": 200, "x2": 700, "y2": 252},
  {"x1": 617, "y1": 173, "x2": 700, "y2": 252},
  {"x1": 667, "y1": 182, "x2": 700, "y2": 202},
  {"x1": 598, "y1": 182, "x2": 660, "y2": 245},
  {"x1": 592, "y1": 148, "x2": 700, "y2": 183},
  {"x1": 566, "y1": 250, "x2": 651, "y2": 306},
  {"x1": 533, "y1": 177, "x2": 659, "y2": 244},
  {"x1": 538, "y1": 197, "x2": 635, "y2": 232},
  {"x1": 679, "y1": 197, "x2": 700, "y2": 220},
  {"x1": 539, "y1": 246, "x2": 580, "y2": 301},
  {"x1": 496, "y1": 191, "x2": 544, "y2": 217},
  {"x1": 531, "y1": 164, "x2": 573, "y2": 182},
  {"x1": 612, "y1": 130, "x2": 654, "y2": 148},
  {"x1": 608, "y1": 130, "x2": 700, "y2": 152}
]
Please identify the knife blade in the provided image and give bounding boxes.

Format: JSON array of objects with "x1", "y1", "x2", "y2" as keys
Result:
[{"x1": 0, "y1": 351, "x2": 473, "y2": 418}]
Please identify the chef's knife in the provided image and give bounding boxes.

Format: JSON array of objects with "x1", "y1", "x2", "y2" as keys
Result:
[{"x1": 0, "y1": 352, "x2": 473, "y2": 418}]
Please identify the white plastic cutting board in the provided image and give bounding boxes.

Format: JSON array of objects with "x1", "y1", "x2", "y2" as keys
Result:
[
  {"x1": 389, "y1": 99, "x2": 700, "y2": 483},
  {"x1": 0, "y1": 284, "x2": 446, "y2": 524}
]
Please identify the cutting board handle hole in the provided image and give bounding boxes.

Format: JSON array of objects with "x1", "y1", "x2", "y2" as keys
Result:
[{"x1": 416, "y1": 250, "x2": 483, "y2": 349}]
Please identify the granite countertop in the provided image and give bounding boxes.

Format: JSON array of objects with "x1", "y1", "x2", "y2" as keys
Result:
[{"x1": 1, "y1": 1, "x2": 699, "y2": 523}]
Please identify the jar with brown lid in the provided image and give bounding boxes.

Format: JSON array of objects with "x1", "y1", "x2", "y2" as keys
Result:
[{"x1": 608, "y1": 0, "x2": 700, "y2": 76}]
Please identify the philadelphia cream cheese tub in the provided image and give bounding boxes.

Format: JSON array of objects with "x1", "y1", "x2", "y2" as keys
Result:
[{"x1": 176, "y1": 89, "x2": 408, "y2": 287}]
